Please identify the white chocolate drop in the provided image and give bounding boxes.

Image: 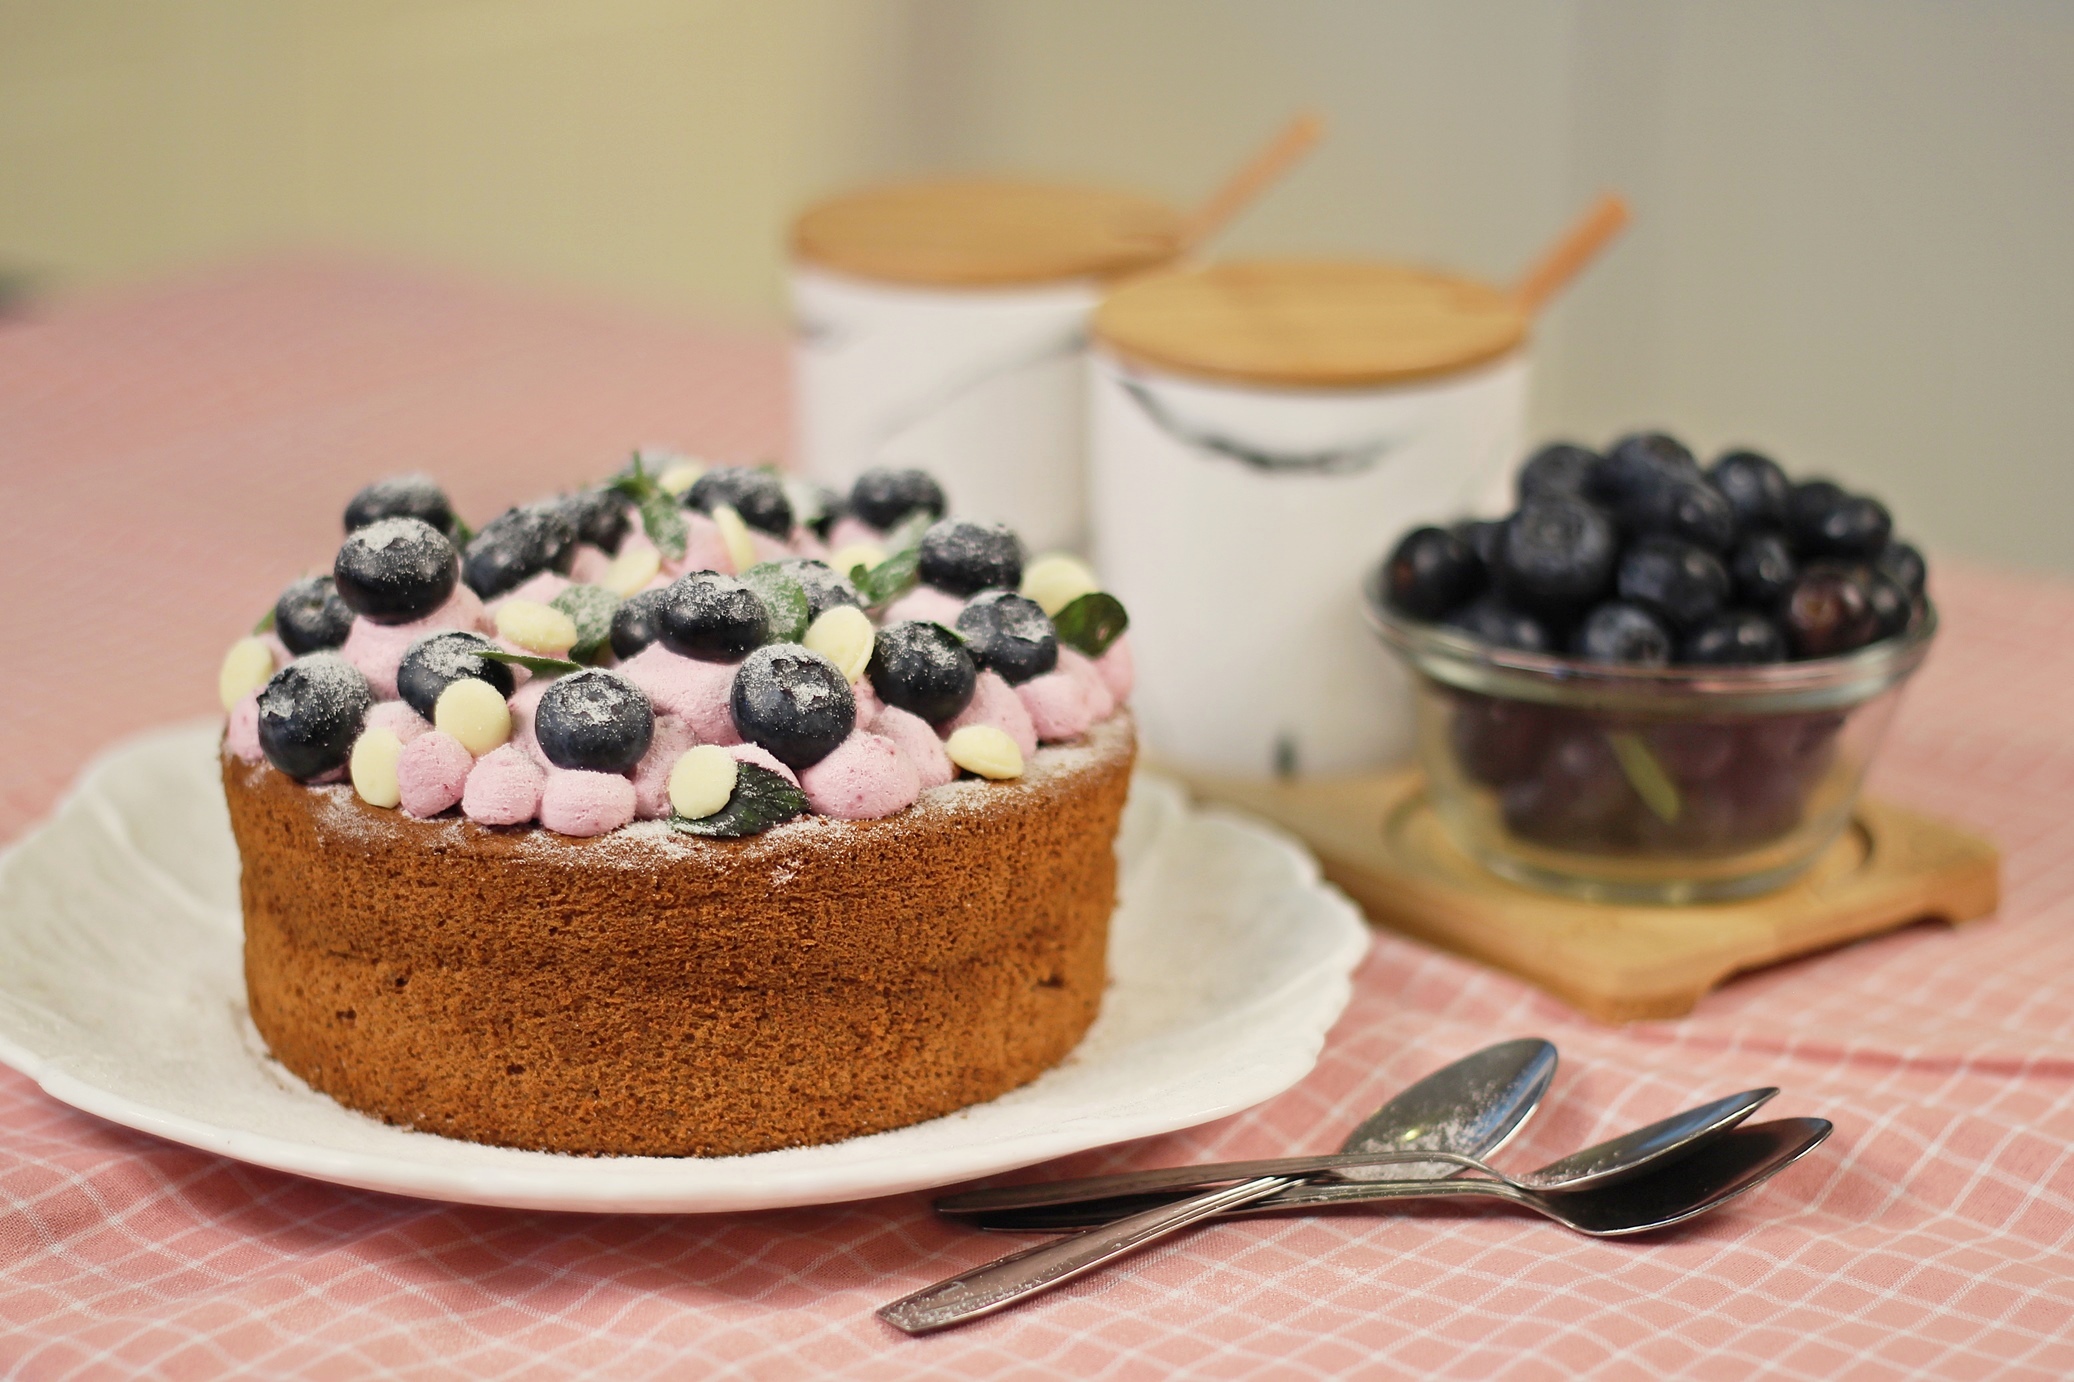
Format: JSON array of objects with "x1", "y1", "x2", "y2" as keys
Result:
[
  {"x1": 658, "y1": 460, "x2": 705, "y2": 496},
  {"x1": 710, "y1": 503, "x2": 758, "y2": 573},
  {"x1": 350, "y1": 727, "x2": 404, "y2": 808},
  {"x1": 1021, "y1": 553, "x2": 1102, "y2": 617},
  {"x1": 434, "y1": 677, "x2": 513, "y2": 755},
  {"x1": 668, "y1": 743, "x2": 738, "y2": 819},
  {"x1": 603, "y1": 544, "x2": 662, "y2": 597},
  {"x1": 217, "y1": 636, "x2": 276, "y2": 712},
  {"x1": 946, "y1": 724, "x2": 1024, "y2": 780},
  {"x1": 495, "y1": 599, "x2": 579, "y2": 656},
  {"x1": 829, "y1": 542, "x2": 887, "y2": 578},
  {"x1": 803, "y1": 604, "x2": 875, "y2": 684}
]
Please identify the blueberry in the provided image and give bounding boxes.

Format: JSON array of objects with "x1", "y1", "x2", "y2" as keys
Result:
[
  {"x1": 791, "y1": 481, "x2": 847, "y2": 540},
  {"x1": 555, "y1": 486, "x2": 633, "y2": 552},
  {"x1": 395, "y1": 631, "x2": 516, "y2": 719},
  {"x1": 609, "y1": 588, "x2": 671, "y2": 659},
  {"x1": 256, "y1": 655, "x2": 371, "y2": 781},
  {"x1": 1616, "y1": 480, "x2": 1737, "y2": 551},
  {"x1": 1593, "y1": 432, "x2": 1701, "y2": 507},
  {"x1": 1452, "y1": 518, "x2": 1505, "y2": 571},
  {"x1": 344, "y1": 474, "x2": 455, "y2": 536},
  {"x1": 273, "y1": 575, "x2": 355, "y2": 655},
  {"x1": 1501, "y1": 730, "x2": 1637, "y2": 851},
  {"x1": 1496, "y1": 496, "x2": 1618, "y2": 612},
  {"x1": 1517, "y1": 443, "x2": 1600, "y2": 503},
  {"x1": 1573, "y1": 602, "x2": 1672, "y2": 665},
  {"x1": 658, "y1": 572, "x2": 769, "y2": 662},
  {"x1": 1854, "y1": 566, "x2": 1914, "y2": 640},
  {"x1": 730, "y1": 645, "x2": 855, "y2": 769},
  {"x1": 535, "y1": 669, "x2": 654, "y2": 774},
  {"x1": 848, "y1": 467, "x2": 948, "y2": 531},
  {"x1": 1707, "y1": 450, "x2": 1791, "y2": 529},
  {"x1": 1444, "y1": 597, "x2": 1554, "y2": 654},
  {"x1": 867, "y1": 621, "x2": 979, "y2": 724},
  {"x1": 917, "y1": 520, "x2": 1022, "y2": 596},
  {"x1": 1682, "y1": 609, "x2": 1788, "y2": 664},
  {"x1": 1381, "y1": 526, "x2": 1484, "y2": 620},
  {"x1": 1781, "y1": 564, "x2": 1880, "y2": 658},
  {"x1": 1791, "y1": 486, "x2": 1892, "y2": 559},
  {"x1": 776, "y1": 558, "x2": 862, "y2": 620},
  {"x1": 1874, "y1": 541, "x2": 1927, "y2": 599},
  {"x1": 1616, "y1": 536, "x2": 1730, "y2": 630},
  {"x1": 1729, "y1": 531, "x2": 1798, "y2": 607},
  {"x1": 333, "y1": 518, "x2": 459, "y2": 625},
  {"x1": 462, "y1": 504, "x2": 578, "y2": 598},
  {"x1": 1447, "y1": 693, "x2": 1554, "y2": 786},
  {"x1": 955, "y1": 591, "x2": 1058, "y2": 685},
  {"x1": 687, "y1": 466, "x2": 793, "y2": 537}
]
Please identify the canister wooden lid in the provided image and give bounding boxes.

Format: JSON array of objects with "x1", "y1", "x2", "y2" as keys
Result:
[
  {"x1": 1092, "y1": 259, "x2": 1530, "y2": 387},
  {"x1": 791, "y1": 179, "x2": 1183, "y2": 288}
]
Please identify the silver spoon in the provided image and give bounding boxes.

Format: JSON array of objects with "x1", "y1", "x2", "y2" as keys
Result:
[
  {"x1": 882, "y1": 1119, "x2": 1830, "y2": 1336},
  {"x1": 950, "y1": 1086, "x2": 1777, "y2": 1232},
  {"x1": 880, "y1": 1037, "x2": 1556, "y2": 1336},
  {"x1": 1223, "y1": 1116, "x2": 1833, "y2": 1236}
]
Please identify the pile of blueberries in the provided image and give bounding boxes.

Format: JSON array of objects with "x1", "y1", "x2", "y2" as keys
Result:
[
  {"x1": 252, "y1": 464, "x2": 1068, "y2": 808},
  {"x1": 1377, "y1": 433, "x2": 1927, "y2": 666},
  {"x1": 1372, "y1": 433, "x2": 1931, "y2": 857}
]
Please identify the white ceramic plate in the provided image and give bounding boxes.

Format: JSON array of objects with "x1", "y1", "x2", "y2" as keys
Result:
[{"x1": 0, "y1": 723, "x2": 1369, "y2": 1214}]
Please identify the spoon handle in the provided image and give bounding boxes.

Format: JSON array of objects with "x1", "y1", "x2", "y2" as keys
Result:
[
  {"x1": 965, "y1": 1176, "x2": 1521, "y2": 1233},
  {"x1": 935, "y1": 1148, "x2": 1484, "y2": 1216},
  {"x1": 880, "y1": 1176, "x2": 1296, "y2": 1334}
]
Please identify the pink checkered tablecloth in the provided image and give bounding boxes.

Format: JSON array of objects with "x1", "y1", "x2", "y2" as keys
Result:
[{"x1": 3, "y1": 261, "x2": 2073, "y2": 1379}]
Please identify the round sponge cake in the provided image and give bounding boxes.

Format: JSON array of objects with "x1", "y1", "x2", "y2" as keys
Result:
[{"x1": 226, "y1": 715, "x2": 1134, "y2": 1157}]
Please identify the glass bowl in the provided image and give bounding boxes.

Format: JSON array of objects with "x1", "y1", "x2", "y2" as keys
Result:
[{"x1": 1366, "y1": 597, "x2": 1937, "y2": 904}]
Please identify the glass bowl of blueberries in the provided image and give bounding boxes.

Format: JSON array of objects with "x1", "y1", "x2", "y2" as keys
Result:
[{"x1": 1368, "y1": 432, "x2": 1935, "y2": 904}]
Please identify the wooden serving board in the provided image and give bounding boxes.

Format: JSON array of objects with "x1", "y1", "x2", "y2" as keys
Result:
[{"x1": 1174, "y1": 769, "x2": 2000, "y2": 1023}]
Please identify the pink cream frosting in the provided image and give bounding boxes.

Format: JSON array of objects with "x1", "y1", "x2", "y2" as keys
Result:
[
  {"x1": 825, "y1": 516, "x2": 883, "y2": 552},
  {"x1": 727, "y1": 742, "x2": 800, "y2": 789},
  {"x1": 567, "y1": 544, "x2": 613, "y2": 585},
  {"x1": 397, "y1": 731, "x2": 473, "y2": 819},
  {"x1": 630, "y1": 713, "x2": 698, "y2": 819},
  {"x1": 882, "y1": 585, "x2": 967, "y2": 628},
  {"x1": 496, "y1": 569, "x2": 570, "y2": 609},
  {"x1": 1016, "y1": 668, "x2": 1097, "y2": 743},
  {"x1": 462, "y1": 746, "x2": 545, "y2": 826},
  {"x1": 943, "y1": 670, "x2": 1039, "y2": 763},
  {"x1": 798, "y1": 731, "x2": 920, "y2": 820},
  {"x1": 870, "y1": 705, "x2": 954, "y2": 789},
  {"x1": 1057, "y1": 647, "x2": 1117, "y2": 721},
  {"x1": 364, "y1": 700, "x2": 432, "y2": 743},
  {"x1": 618, "y1": 644, "x2": 743, "y2": 745},
  {"x1": 226, "y1": 692, "x2": 263, "y2": 763},
  {"x1": 340, "y1": 585, "x2": 490, "y2": 700},
  {"x1": 540, "y1": 769, "x2": 637, "y2": 837},
  {"x1": 1095, "y1": 635, "x2": 1135, "y2": 702}
]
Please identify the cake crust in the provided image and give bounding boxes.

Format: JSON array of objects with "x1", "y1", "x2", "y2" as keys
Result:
[{"x1": 227, "y1": 717, "x2": 1134, "y2": 1157}]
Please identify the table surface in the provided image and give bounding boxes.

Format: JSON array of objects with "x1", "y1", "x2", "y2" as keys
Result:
[{"x1": 4, "y1": 261, "x2": 2073, "y2": 1380}]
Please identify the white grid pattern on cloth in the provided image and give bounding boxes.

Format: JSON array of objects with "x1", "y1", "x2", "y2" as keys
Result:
[{"x1": 3, "y1": 261, "x2": 2073, "y2": 1379}]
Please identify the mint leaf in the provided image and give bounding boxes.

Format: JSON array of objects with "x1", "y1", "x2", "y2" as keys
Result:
[
  {"x1": 884, "y1": 508, "x2": 935, "y2": 555},
  {"x1": 852, "y1": 546, "x2": 920, "y2": 611},
  {"x1": 611, "y1": 452, "x2": 660, "y2": 502},
  {"x1": 672, "y1": 763, "x2": 809, "y2": 838},
  {"x1": 450, "y1": 514, "x2": 475, "y2": 547},
  {"x1": 639, "y1": 492, "x2": 687, "y2": 562},
  {"x1": 477, "y1": 648, "x2": 582, "y2": 676},
  {"x1": 252, "y1": 606, "x2": 276, "y2": 636},
  {"x1": 1052, "y1": 592, "x2": 1129, "y2": 657},
  {"x1": 737, "y1": 563, "x2": 811, "y2": 643},
  {"x1": 550, "y1": 584, "x2": 622, "y2": 663}
]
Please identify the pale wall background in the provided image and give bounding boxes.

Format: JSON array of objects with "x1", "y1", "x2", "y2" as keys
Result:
[{"x1": 3, "y1": 0, "x2": 2069, "y2": 571}]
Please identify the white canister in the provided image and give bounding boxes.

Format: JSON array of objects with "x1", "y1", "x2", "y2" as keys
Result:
[
  {"x1": 790, "y1": 180, "x2": 1180, "y2": 553},
  {"x1": 1089, "y1": 260, "x2": 1532, "y2": 778}
]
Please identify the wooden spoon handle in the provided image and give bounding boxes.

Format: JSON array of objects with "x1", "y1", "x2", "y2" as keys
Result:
[
  {"x1": 1177, "y1": 111, "x2": 1326, "y2": 255},
  {"x1": 1513, "y1": 192, "x2": 1631, "y2": 315}
]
